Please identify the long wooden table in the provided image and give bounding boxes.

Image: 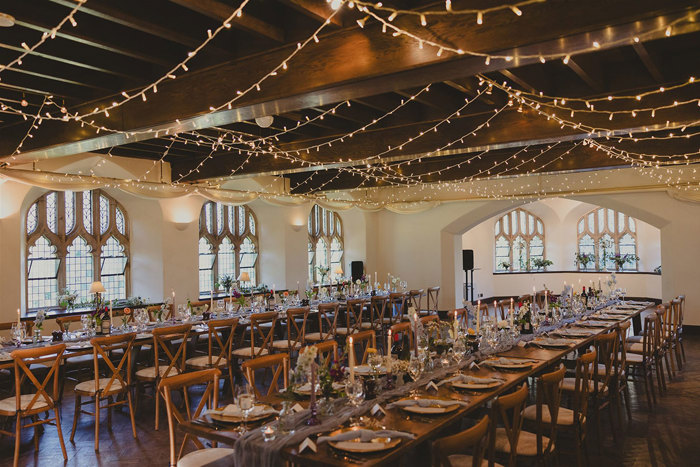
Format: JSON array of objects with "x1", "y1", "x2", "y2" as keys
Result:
[{"x1": 178, "y1": 301, "x2": 655, "y2": 466}]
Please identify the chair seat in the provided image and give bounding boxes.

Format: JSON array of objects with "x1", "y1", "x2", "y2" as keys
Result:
[
  {"x1": 561, "y1": 377, "x2": 606, "y2": 395},
  {"x1": 626, "y1": 342, "x2": 644, "y2": 354},
  {"x1": 447, "y1": 454, "x2": 503, "y2": 467},
  {"x1": 231, "y1": 347, "x2": 268, "y2": 358},
  {"x1": 335, "y1": 327, "x2": 356, "y2": 335},
  {"x1": 0, "y1": 394, "x2": 51, "y2": 415},
  {"x1": 494, "y1": 428, "x2": 552, "y2": 457},
  {"x1": 627, "y1": 335, "x2": 643, "y2": 343},
  {"x1": 522, "y1": 404, "x2": 579, "y2": 426},
  {"x1": 381, "y1": 317, "x2": 395, "y2": 324},
  {"x1": 177, "y1": 447, "x2": 235, "y2": 467},
  {"x1": 304, "y1": 332, "x2": 328, "y2": 342},
  {"x1": 271, "y1": 340, "x2": 302, "y2": 350},
  {"x1": 186, "y1": 355, "x2": 227, "y2": 369},
  {"x1": 135, "y1": 366, "x2": 180, "y2": 381},
  {"x1": 360, "y1": 322, "x2": 375, "y2": 330},
  {"x1": 626, "y1": 352, "x2": 645, "y2": 363},
  {"x1": 74, "y1": 377, "x2": 125, "y2": 396}
]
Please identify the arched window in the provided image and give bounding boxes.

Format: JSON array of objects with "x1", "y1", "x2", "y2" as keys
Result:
[
  {"x1": 308, "y1": 205, "x2": 343, "y2": 283},
  {"x1": 199, "y1": 202, "x2": 258, "y2": 294},
  {"x1": 25, "y1": 189, "x2": 129, "y2": 310},
  {"x1": 577, "y1": 208, "x2": 638, "y2": 270},
  {"x1": 494, "y1": 208, "x2": 545, "y2": 272}
]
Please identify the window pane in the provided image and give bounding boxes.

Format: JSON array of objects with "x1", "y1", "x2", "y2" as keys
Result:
[
  {"x1": 607, "y1": 209, "x2": 615, "y2": 232},
  {"x1": 330, "y1": 238, "x2": 343, "y2": 280},
  {"x1": 336, "y1": 217, "x2": 341, "y2": 236},
  {"x1": 199, "y1": 238, "x2": 214, "y2": 294},
  {"x1": 99, "y1": 195, "x2": 109, "y2": 235},
  {"x1": 520, "y1": 211, "x2": 527, "y2": 235},
  {"x1": 597, "y1": 208, "x2": 605, "y2": 232},
  {"x1": 205, "y1": 202, "x2": 213, "y2": 234},
  {"x1": 503, "y1": 214, "x2": 509, "y2": 235},
  {"x1": 249, "y1": 213, "x2": 255, "y2": 236},
  {"x1": 115, "y1": 207, "x2": 125, "y2": 235},
  {"x1": 587, "y1": 213, "x2": 594, "y2": 232},
  {"x1": 83, "y1": 191, "x2": 92, "y2": 234},
  {"x1": 321, "y1": 208, "x2": 327, "y2": 235},
  {"x1": 537, "y1": 220, "x2": 543, "y2": 235},
  {"x1": 629, "y1": 217, "x2": 636, "y2": 233},
  {"x1": 618, "y1": 212, "x2": 625, "y2": 232},
  {"x1": 238, "y1": 206, "x2": 245, "y2": 236},
  {"x1": 494, "y1": 220, "x2": 500, "y2": 236},
  {"x1": 217, "y1": 237, "x2": 236, "y2": 281},
  {"x1": 599, "y1": 234, "x2": 615, "y2": 270},
  {"x1": 495, "y1": 236, "x2": 509, "y2": 271},
  {"x1": 27, "y1": 203, "x2": 38, "y2": 234},
  {"x1": 619, "y1": 234, "x2": 637, "y2": 270},
  {"x1": 528, "y1": 214, "x2": 535, "y2": 235},
  {"x1": 65, "y1": 191, "x2": 75, "y2": 234},
  {"x1": 315, "y1": 238, "x2": 329, "y2": 277},
  {"x1": 529, "y1": 236, "x2": 544, "y2": 261},
  {"x1": 511, "y1": 211, "x2": 517, "y2": 234},
  {"x1": 47, "y1": 192, "x2": 57, "y2": 234},
  {"x1": 216, "y1": 203, "x2": 224, "y2": 235},
  {"x1": 239, "y1": 237, "x2": 257, "y2": 286},
  {"x1": 27, "y1": 236, "x2": 59, "y2": 309},
  {"x1": 101, "y1": 237, "x2": 127, "y2": 301},
  {"x1": 66, "y1": 237, "x2": 93, "y2": 303},
  {"x1": 577, "y1": 219, "x2": 584, "y2": 234},
  {"x1": 513, "y1": 236, "x2": 526, "y2": 271},
  {"x1": 308, "y1": 241, "x2": 315, "y2": 283}
]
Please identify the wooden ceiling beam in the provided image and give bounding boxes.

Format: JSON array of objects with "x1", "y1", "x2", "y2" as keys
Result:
[
  {"x1": 498, "y1": 70, "x2": 537, "y2": 93},
  {"x1": 168, "y1": 0, "x2": 285, "y2": 43},
  {"x1": 566, "y1": 58, "x2": 604, "y2": 92},
  {"x1": 632, "y1": 42, "x2": 665, "y2": 82},
  {"x1": 279, "y1": 0, "x2": 344, "y2": 27},
  {"x1": 4, "y1": 1, "x2": 698, "y2": 161}
]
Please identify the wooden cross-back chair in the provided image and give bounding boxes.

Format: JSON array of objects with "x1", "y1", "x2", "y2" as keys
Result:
[
  {"x1": 432, "y1": 415, "x2": 490, "y2": 467},
  {"x1": 347, "y1": 330, "x2": 376, "y2": 365},
  {"x1": 186, "y1": 318, "x2": 238, "y2": 393},
  {"x1": 242, "y1": 353, "x2": 289, "y2": 398},
  {"x1": 272, "y1": 307, "x2": 309, "y2": 354},
  {"x1": 626, "y1": 314, "x2": 658, "y2": 410},
  {"x1": 669, "y1": 298, "x2": 683, "y2": 371},
  {"x1": 0, "y1": 321, "x2": 35, "y2": 338},
  {"x1": 613, "y1": 320, "x2": 633, "y2": 423},
  {"x1": 135, "y1": 323, "x2": 192, "y2": 431},
  {"x1": 676, "y1": 295, "x2": 686, "y2": 364},
  {"x1": 160, "y1": 369, "x2": 234, "y2": 467},
  {"x1": 419, "y1": 315, "x2": 439, "y2": 326},
  {"x1": 657, "y1": 302, "x2": 676, "y2": 379},
  {"x1": 560, "y1": 350, "x2": 596, "y2": 467},
  {"x1": 409, "y1": 289, "x2": 424, "y2": 315},
  {"x1": 490, "y1": 383, "x2": 528, "y2": 467},
  {"x1": 232, "y1": 311, "x2": 277, "y2": 360},
  {"x1": 336, "y1": 299, "x2": 366, "y2": 337},
  {"x1": 368, "y1": 295, "x2": 388, "y2": 335},
  {"x1": 147, "y1": 304, "x2": 174, "y2": 321},
  {"x1": 0, "y1": 344, "x2": 67, "y2": 467},
  {"x1": 55, "y1": 314, "x2": 83, "y2": 331},
  {"x1": 477, "y1": 302, "x2": 491, "y2": 321},
  {"x1": 521, "y1": 365, "x2": 564, "y2": 464},
  {"x1": 452, "y1": 308, "x2": 467, "y2": 329},
  {"x1": 651, "y1": 306, "x2": 668, "y2": 393},
  {"x1": 70, "y1": 333, "x2": 137, "y2": 451},
  {"x1": 591, "y1": 330, "x2": 620, "y2": 441},
  {"x1": 389, "y1": 322, "x2": 413, "y2": 357},
  {"x1": 426, "y1": 287, "x2": 440, "y2": 315},
  {"x1": 518, "y1": 294, "x2": 533, "y2": 306},
  {"x1": 189, "y1": 300, "x2": 212, "y2": 314},
  {"x1": 306, "y1": 340, "x2": 338, "y2": 369},
  {"x1": 534, "y1": 291, "x2": 548, "y2": 311},
  {"x1": 305, "y1": 302, "x2": 339, "y2": 343},
  {"x1": 497, "y1": 300, "x2": 512, "y2": 321},
  {"x1": 387, "y1": 292, "x2": 407, "y2": 325}
]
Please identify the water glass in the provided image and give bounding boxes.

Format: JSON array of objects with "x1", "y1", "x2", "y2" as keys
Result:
[
  {"x1": 236, "y1": 385, "x2": 255, "y2": 433},
  {"x1": 344, "y1": 380, "x2": 365, "y2": 425}
]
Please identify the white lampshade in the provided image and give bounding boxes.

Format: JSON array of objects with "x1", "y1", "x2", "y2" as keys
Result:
[
  {"x1": 89, "y1": 281, "x2": 106, "y2": 294},
  {"x1": 238, "y1": 272, "x2": 251, "y2": 282},
  {"x1": 334, "y1": 266, "x2": 343, "y2": 275}
]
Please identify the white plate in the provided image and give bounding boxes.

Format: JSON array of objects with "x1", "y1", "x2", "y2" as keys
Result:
[
  {"x1": 452, "y1": 379, "x2": 502, "y2": 390},
  {"x1": 485, "y1": 358, "x2": 535, "y2": 369},
  {"x1": 353, "y1": 365, "x2": 387, "y2": 375},
  {"x1": 66, "y1": 343, "x2": 93, "y2": 350}
]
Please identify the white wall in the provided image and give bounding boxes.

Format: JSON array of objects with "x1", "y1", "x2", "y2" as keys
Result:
[{"x1": 460, "y1": 198, "x2": 662, "y2": 300}]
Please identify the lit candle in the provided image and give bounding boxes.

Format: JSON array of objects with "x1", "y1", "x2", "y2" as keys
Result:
[
  {"x1": 387, "y1": 329, "x2": 392, "y2": 356},
  {"x1": 17, "y1": 308, "x2": 20, "y2": 326},
  {"x1": 509, "y1": 298, "x2": 514, "y2": 327},
  {"x1": 452, "y1": 310, "x2": 458, "y2": 336},
  {"x1": 297, "y1": 281, "x2": 300, "y2": 296},
  {"x1": 172, "y1": 290, "x2": 175, "y2": 306},
  {"x1": 374, "y1": 271, "x2": 377, "y2": 284},
  {"x1": 348, "y1": 337, "x2": 355, "y2": 382},
  {"x1": 476, "y1": 300, "x2": 481, "y2": 334},
  {"x1": 493, "y1": 300, "x2": 497, "y2": 319}
]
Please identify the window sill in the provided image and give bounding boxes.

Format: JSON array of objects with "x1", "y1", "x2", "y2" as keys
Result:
[
  {"x1": 492, "y1": 270, "x2": 660, "y2": 276},
  {"x1": 24, "y1": 303, "x2": 163, "y2": 320}
]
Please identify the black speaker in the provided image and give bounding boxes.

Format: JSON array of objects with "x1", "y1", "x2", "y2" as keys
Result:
[
  {"x1": 462, "y1": 249, "x2": 474, "y2": 271},
  {"x1": 351, "y1": 261, "x2": 364, "y2": 281}
]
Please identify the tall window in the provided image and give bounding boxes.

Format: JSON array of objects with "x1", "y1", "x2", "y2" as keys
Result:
[
  {"x1": 25, "y1": 190, "x2": 129, "y2": 310},
  {"x1": 308, "y1": 205, "x2": 343, "y2": 283},
  {"x1": 577, "y1": 208, "x2": 638, "y2": 270},
  {"x1": 199, "y1": 202, "x2": 258, "y2": 294},
  {"x1": 494, "y1": 208, "x2": 545, "y2": 272}
]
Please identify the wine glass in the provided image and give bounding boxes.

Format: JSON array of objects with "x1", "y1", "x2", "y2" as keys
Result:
[
  {"x1": 80, "y1": 314, "x2": 90, "y2": 333},
  {"x1": 236, "y1": 384, "x2": 255, "y2": 433},
  {"x1": 407, "y1": 355, "x2": 423, "y2": 396},
  {"x1": 11, "y1": 323, "x2": 22, "y2": 346},
  {"x1": 344, "y1": 380, "x2": 365, "y2": 426},
  {"x1": 368, "y1": 350, "x2": 383, "y2": 377}
]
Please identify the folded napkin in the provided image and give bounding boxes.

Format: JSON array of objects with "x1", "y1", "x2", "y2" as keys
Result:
[
  {"x1": 296, "y1": 381, "x2": 343, "y2": 393},
  {"x1": 485, "y1": 357, "x2": 537, "y2": 365},
  {"x1": 317, "y1": 429, "x2": 415, "y2": 444},
  {"x1": 533, "y1": 337, "x2": 575, "y2": 346},
  {"x1": 438, "y1": 374, "x2": 504, "y2": 386},
  {"x1": 387, "y1": 398, "x2": 469, "y2": 409},
  {"x1": 215, "y1": 404, "x2": 277, "y2": 418},
  {"x1": 0, "y1": 352, "x2": 11, "y2": 361}
]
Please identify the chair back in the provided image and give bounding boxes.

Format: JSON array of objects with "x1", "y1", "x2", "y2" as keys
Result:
[
  {"x1": 317, "y1": 302, "x2": 339, "y2": 341},
  {"x1": 242, "y1": 354, "x2": 289, "y2": 398},
  {"x1": 642, "y1": 314, "x2": 658, "y2": 361},
  {"x1": 189, "y1": 300, "x2": 212, "y2": 315},
  {"x1": 388, "y1": 293, "x2": 407, "y2": 324},
  {"x1": 285, "y1": 307, "x2": 310, "y2": 351},
  {"x1": 477, "y1": 302, "x2": 490, "y2": 321},
  {"x1": 659, "y1": 302, "x2": 675, "y2": 344},
  {"x1": 419, "y1": 315, "x2": 439, "y2": 325},
  {"x1": 593, "y1": 330, "x2": 618, "y2": 397},
  {"x1": 452, "y1": 309, "x2": 467, "y2": 329},
  {"x1": 497, "y1": 299, "x2": 511, "y2": 321},
  {"x1": 677, "y1": 295, "x2": 685, "y2": 333},
  {"x1": 518, "y1": 294, "x2": 533, "y2": 307},
  {"x1": 616, "y1": 320, "x2": 631, "y2": 377},
  {"x1": 390, "y1": 322, "x2": 413, "y2": 355},
  {"x1": 206, "y1": 318, "x2": 238, "y2": 367},
  {"x1": 148, "y1": 304, "x2": 174, "y2": 321},
  {"x1": 10, "y1": 343, "x2": 66, "y2": 414},
  {"x1": 490, "y1": 383, "x2": 528, "y2": 467},
  {"x1": 432, "y1": 415, "x2": 490, "y2": 467},
  {"x1": 347, "y1": 330, "x2": 376, "y2": 364},
  {"x1": 159, "y1": 369, "x2": 221, "y2": 467},
  {"x1": 345, "y1": 299, "x2": 366, "y2": 334},
  {"x1": 426, "y1": 287, "x2": 440, "y2": 315},
  {"x1": 90, "y1": 333, "x2": 136, "y2": 396},
  {"x1": 534, "y1": 290, "x2": 548, "y2": 310},
  {"x1": 408, "y1": 289, "x2": 424, "y2": 313},
  {"x1": 152, "y1": 324, "x2": 192, "y2": 379},
  {"x1": 248, "y1": 311, "x2": 278, "y2": 357},
  {"x1": 302, "y1": 340, "x2": 338, "y2": 369},
  {"x1": 369, "y1": 296, "x2": 388, "y2": 331},
  {"x1": 670, "y1": 299, "x2": 681, "y2": 339},
  {"x1": 534, "y1": 365, "x2": 565, "y2": 456},
  {"x1": 56, "y1": 315, "x2": 82, "y2": 331},
  {"x1": 572, "y1": 350, "x2": 596, "y2": 432}
]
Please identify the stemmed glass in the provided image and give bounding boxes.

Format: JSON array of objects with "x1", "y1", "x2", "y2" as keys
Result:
[
  {"x1": 368, "y1": 350, "x2": 383, "y2": 378},
  {"x1": 11, "y1": 323, "x2": 23, "y2": 346},
  {"x1": 407, "y1": 355, "x2": 423, "y2": 396},
  {"x1": 344, "y1": 379, "x2": 365, "y2": 426},
  {"x1": 236, "y1": 384, "x2": 255, "y2": 433},
  {"x1": 80, "y1": 314, "x2": 90, "y2": 334}
]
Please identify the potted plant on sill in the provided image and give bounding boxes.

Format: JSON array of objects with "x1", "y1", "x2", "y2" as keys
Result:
[
  {"x1": 574, "y1": 252, "x2": 594, "y2": 271},
  {"x1": 498, "y1": 261, "x2": 511, "y2": 272},
  {"x1": 612, "y1": 253, "x2": 640, "y2": 271},
  {"x1": 530, "y1": 258, "x2": 553, "y2": 272}
]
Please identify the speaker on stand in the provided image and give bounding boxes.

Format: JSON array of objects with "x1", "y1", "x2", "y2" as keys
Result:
[
  {"x1": 351, "y1": 261, "x2": 364, "y2": 282},
  {"x1": 462, "y1": 249, "x2": 476, "y2": 302}
]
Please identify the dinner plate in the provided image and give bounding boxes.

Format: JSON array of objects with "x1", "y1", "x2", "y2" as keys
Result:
[
  {"x1": 208, "y1": 404, "x2": 277, "y2": 424},
  {"x1": 328, "y1": 427, "x2": 402, "y2": 453},
  {"x1": 577, "y1": 320, "x2": 610, "y2": 328},
  {"x1": 66, "y1": 342, "x2": 93, "y2": 350},
  {"x1": 532, "y1": 338, "x2": 574, "y2": 348},
  {"x1": 294, "y1": 381, "x2": 344, "y2": 396},
  {"x1": 452, "y1": 379, "x2": 502, "y2": 390},
  {"x1": 400, "y1": 403, "x2": 460, "y2": 415},
  {"x1": 353, "y1": 365, "x2": 387, "y2": 376},
  {"x1": 554, "y1": 329, "x2": 596, "y2": 338},
  {"x1": 484, "y1": 358, "x2": 535, "y2": 370}
]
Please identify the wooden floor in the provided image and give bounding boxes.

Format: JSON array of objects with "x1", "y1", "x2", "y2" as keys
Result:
[{"x1": 1, "y1": 336, "x2": 699, "y2": 466}]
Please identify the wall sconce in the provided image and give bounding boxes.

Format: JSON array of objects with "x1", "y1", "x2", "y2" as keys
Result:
[
  {"x1": 174, "y1": 222, "x2": 188, "y2": 231},
  {"x1": 291, "y1": 219, "x2": 304, "y2": 232}
]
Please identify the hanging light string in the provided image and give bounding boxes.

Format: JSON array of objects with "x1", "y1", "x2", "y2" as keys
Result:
[
  {"x1": 355, "y1": 5, "x2": 698, "y2": 64},
  {"x1": 353, "y1": 0, "x2": 546, "y2": 22},
  {"x1": 0, "y1": 0, "x2": 88, "y2": 76},
  {"x1": 584, "y1": 138, "x2": 700, "y2": 166},
  {"x1": 12, "y1": 96, "x2": 49, "y2": 155}
]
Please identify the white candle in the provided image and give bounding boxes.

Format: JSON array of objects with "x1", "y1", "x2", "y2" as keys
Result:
[
  {"x1": 348, "y1": 337, "x2": 355, "y2": 382},
  {"x1": 545, "y1": 290, "x2": 549, "y2": 313},
  {"x1": 17, "y1": 308, "x2": 20, "y2": 326},
  {"x1": 387, "y1": 329, "x2": 392, "y2": 355},
  {"x1": 509, "y1": 298, "x2": 514, "y2": 327},
  {"x1": 297, "y1": 281, "x2": 300, "y2": 296},
  {"x1": 476, "y1": 300, "x2": 481, "y2": 333},
  {"x1": 210, "y1": 288, "x2": 214, "y2": 311},
  {"x1": 493, "y1": 300, "x2": 497, "y2": 318},
  {"x1": 172, "y1": 290, "x2": 175, "y2": 305},
  {"x1": 109, "y1": 300, "x2": 113, "y2": 323}
]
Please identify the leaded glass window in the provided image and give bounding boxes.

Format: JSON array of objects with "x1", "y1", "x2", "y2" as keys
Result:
[
  {"x1": 493, "y1": 208, "x2": 547, "y2": 272},
  {"x1": 66, "y1": 237, "x2": 93, "y2": 303},
  {"x1": 307, "y1": 205, "x2": 344, "y2": 283},
  {"x1": 577, "y1": 207, "x2": 638, "y2": 271}
]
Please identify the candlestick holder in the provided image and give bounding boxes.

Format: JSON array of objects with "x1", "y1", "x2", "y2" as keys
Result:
[{"x1": 305, "y1": 402, "x2": 320, "y2": 426}]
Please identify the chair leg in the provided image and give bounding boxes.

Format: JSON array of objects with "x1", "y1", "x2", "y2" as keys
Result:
[
  {"x1": 155, "y1": 385, "x2": 160, "y2": 431},
  {"x1": 674, "y1": 342, "x2": 683, "y2": 370},
  {"x1": 54, "y1": 408, "x2": 68, "y2": 461},
  {"x1": 14, "y1": 415, "x2": 21, "y2": 467},
  {"x1": 126, "y1": 390, "x2": 137, "y2": 439},
  {"x1": 70, "y1": 394, "x2": 80, "y2": 442},
  {"x1": 107, "y1": 395, "x2": 113, "y2": 427},
  {"x1": 623, "y1": 383, "x2": 632, "y2": 420},
  {"x1": 665, "y1": 349, "x2": 674, "y2": 380},
  {"x1": 95, "y1": 397, "x2": 100, "y2": 451},
  {"x1": 680, "y1": 338, "x2": 686, "y2": 363},
  {"x1": 669, "y1": 344, "x2": 677, "y2": 374},
  {"x1": 32, "y1": 415, "x2": 39, "y2": 451}
]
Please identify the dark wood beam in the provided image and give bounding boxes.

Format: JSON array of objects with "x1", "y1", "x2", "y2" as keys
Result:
[
  {"x1": 499, "y1": 70, "x2": 536, "y2": 93},
  {"x1": 566, "y1": 58, "x2": 604, "y2": 92},
  {"x1": 632, "y1": 42, "x2": 665, "y2": 82},
  {"x1": 4, "y1": 1, "x2": 698, "y2": 160},
  {"x1": 279, "y1": 0, "x2": 343, "y2": 27},
  {"x1": 168, "y1": 0, "x2": 285, "y2": 42}
]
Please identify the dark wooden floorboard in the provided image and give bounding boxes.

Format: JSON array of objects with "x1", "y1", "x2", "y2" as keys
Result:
[{"x1": 1, "y1": 337, "x2": 699, "y2": 466}]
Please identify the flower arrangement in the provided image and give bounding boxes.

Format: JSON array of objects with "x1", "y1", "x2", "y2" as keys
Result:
[
  {"x1": 231, "y1": 288, "x2": 246, "y2": 307},
  {"x1": 304, "y1": 288, "x2": 314, "y2": 300},
  {"x1": 498, "y1": 261, "x2": 511, "y2": 271},
  {"x1": 121, "y1": 308, "x2": 131, "y2": 327},
  {"x1": 316, "y1": 266, "x2": 330, "y2": 284},
  {"x1": 91, "y1": 306, "x2": 108, "y2": 326},
  {"x1": 58, "y1": 289, "x2": 78, "y2": 310},
  {"x1": 517, "y1": 301, "x2": 531, "y2": 324},
  {"x1": 217, "y1": 274, "x2": 235, "y2": 293},
  {"x1": 530, "y1": 258, "x2": 553, "y2": 271},
  {"x1": 612, "y1": 253, "x2": 639, "y2": 270},
  {"x1": 574, "y1": 252, "x2": 594, "y2": 270},
  {"x1": 35, "y1": 309, "x2": 46, "y2": 330}
]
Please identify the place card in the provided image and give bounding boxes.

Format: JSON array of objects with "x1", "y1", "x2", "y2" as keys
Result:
[
  {"x1": 425, "y1": 381, "x2": 439, "y2": 392},
  {"x1": 298, "y1": 437, "x2": 317, "y2": 453},
  {"x1": 469, "y1": 361, "x2": 480, "y2": 370},
  {"x1": 291, "y1": 403, "x2": 305, "y2": 413},
  {"x1": 517, "y1": 340, "x2": 527, "y2": 348},
  {"x1": 371, "y1": 403, "x2": 387, "y2": 417}
]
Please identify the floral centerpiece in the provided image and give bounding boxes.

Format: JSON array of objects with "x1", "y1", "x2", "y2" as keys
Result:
[
  {"x1": 316, "y1": 266, "x2": 330, "y2": 285},
  {"x1": 530, "y1": 258, "x2": 553, "y2": 271},
  {"x1": 282, "y1": 345, "x2": 318, "y2": 400},
  {"x1": 231, "y1": 287, "x2": 247, "y2": 308},
  {"x1": 35, "y1": 309, "x2": 45, "y2": 331},
  {"x1": 574, "y1": 252, "x2": 594, "y2": 270},
  {"x1": 612, "y1": 253, "x2": 639, "y2": 270},
  {"x1": 424, "y1": 321, "x2": 451, "y2": 355},
  {"x1": 58, "y1": 289, "x2": 78, "y2": 311},
  {"x1": 216, "y1": 274, "x2": 235, "y2": 294},
  {"x1": 121, "y1": 308, "x2": 132, "y2": 327},
  {"x1": 91, "y1": 306, "x2": 108, "y2": 329}
]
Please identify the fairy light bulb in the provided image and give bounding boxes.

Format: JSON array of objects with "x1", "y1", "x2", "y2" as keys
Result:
[
  {"x1": 476, "y1": 11, "x2": 483, "y2": 24},
  {"x1": 330, "y1": 0, "x2": 342, "y2": 10}
]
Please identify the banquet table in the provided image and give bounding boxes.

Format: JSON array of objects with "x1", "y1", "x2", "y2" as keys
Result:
[{"x1": 177, "y1": 300, "x2": 656, "y2": 467}]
